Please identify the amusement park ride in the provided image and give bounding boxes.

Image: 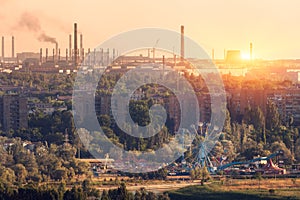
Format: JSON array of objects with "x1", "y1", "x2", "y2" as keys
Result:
[{"x1": 168, "y1": 123, "x2": 286, "y2": 176}]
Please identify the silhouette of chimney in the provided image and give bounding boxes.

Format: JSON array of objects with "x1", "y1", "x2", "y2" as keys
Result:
[
  {"x1": 12, "y1": 36, "x2": 14, "y2": 58},
  {"x1": 74, "y1": 23, "x2": 78, "y2": 66},
  {"x1": 80, "y1": 34, "x2": 83, "y2": 61},
  {"x1": 40, "y1": 48, "x2": 42, "y2": 63},
  {"x1": 66, "y1": 48, "x2": 68, "y2": 61},
  {"x1": 69, "y1": 34, "x2": 72, "y2": 59},
  {"x1": 2, "y1": 36, "x2": 4, "y2": 58},
  {"x1": 180, "y1": 25, "x2": 184, "y2": 61}
]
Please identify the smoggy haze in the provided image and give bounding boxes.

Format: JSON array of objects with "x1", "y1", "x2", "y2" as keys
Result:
[{"x1": 0, "y1": 0, "x2": 300, "y2": 59}]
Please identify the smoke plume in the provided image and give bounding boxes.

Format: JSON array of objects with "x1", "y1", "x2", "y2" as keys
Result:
[
  {"x1": 17, "y1": 12, "x2": 41, "y2": 32},
  {"x1": 38, "y1": 32, "x2": 57, "y2": 44},
  {"x1": 15, "y1": 12, "x2": 57, "y2": 45}
]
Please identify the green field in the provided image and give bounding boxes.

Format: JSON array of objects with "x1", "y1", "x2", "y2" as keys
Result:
[{"x1": 169, "y1": 184, "x2": 300, "y2": 200}]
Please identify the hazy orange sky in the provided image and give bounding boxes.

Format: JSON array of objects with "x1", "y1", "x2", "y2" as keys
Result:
[{"x1": 0, "y1": 0, "x2": 300, "y2": 59}]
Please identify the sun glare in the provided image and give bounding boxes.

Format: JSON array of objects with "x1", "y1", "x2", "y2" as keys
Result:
[{"x1": 241, "y1": 53, "x2": 250, "y2": 60}]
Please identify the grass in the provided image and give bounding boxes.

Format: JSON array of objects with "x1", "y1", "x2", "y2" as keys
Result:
[{"x1": 168, "y1": 179, "x2": 300, "y2": 200}]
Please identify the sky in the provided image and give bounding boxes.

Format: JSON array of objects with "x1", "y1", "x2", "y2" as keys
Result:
[{"x1": 0, "y1": 0, "x2": 300, "y2": 59}]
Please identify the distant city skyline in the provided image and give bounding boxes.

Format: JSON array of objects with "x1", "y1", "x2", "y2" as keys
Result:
[{"x1": 0, "y1": 0, "x2": 300, "y2": 59}]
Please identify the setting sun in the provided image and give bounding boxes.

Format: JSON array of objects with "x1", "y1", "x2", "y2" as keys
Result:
[{"x1": 241, "y1": 53, "x2": 251, "y2": 60}]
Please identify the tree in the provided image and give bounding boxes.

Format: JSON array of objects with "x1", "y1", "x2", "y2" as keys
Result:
[
  {"x1": 223, "y1": 109, "x2": 232, "y2": 135},
  {"x1": 52, "y1": 167, "x2": 68, "y2": 181},
  {"x1": 134, "y1": 190, "x2": 142, "y2": 200},
  {"x1": 82, "y1": 179, "x2": 91, "y2": 194},
  {"x1": 157, "y1": 193, "x2": 170, "y2": 200},
  {"x1": 63, "y1": 186, "x2": 87, "y2": 200},
  {"x1": 12, "y1": 164, "x2": 28, "y2": 184},
  {"x1": 190, "y1": 166, "x2": 211, "y2": 186},
  {"x1": 270, "y1": 141, "x2": 292, "y2": 164},
  {"x1": 58, "y1": 181, "x2": 66, "y2": 200},
  {"x1": 199, "y1": 166, "x2": 210, "y2": 186},
  {"x1": 295, "y1": 135, "x2": 300, "y2": 162},
  {"x1": 0, "y1": 166, "x2": 16, "y2": 186},
  {"x1": 255, "y1": 172, "x2": 263, "y2": 190},
  {"x1": 252, "y1": 107, "x2": 266, "y2": 144},
  {"x1": 266, "y1": 101, "x2": 280, "y2": 131},
  {"x1": 99, "y1": 115, "x2": 111, "y2": 127},
  {"x1": 101, "y1": 190, "x2": 110, "y2": 200}
]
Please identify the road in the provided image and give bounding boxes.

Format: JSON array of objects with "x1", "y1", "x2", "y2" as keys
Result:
[{"x1": 97, "y1": 181, "x2": 200, "y2": 193}]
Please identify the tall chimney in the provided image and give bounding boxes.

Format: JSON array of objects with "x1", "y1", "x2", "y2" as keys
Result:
[
  {"x1": 2, "y1": 36, "x2": 4, "y2": 58},
  {"x1": 113, "y1": 48, "x2": 115, "y2": 60},
  {"x1": 55, "y1": 43, "x2": 58, "y2": 61},
  {"x1": 81, "y1": 48, "x2": 84, "y2": 62},
  {"x1": 40, "y1": 48, "x2": 42, "y2": 63},
  {"x1": 94, "y1": 48, "x2": 96, "y2": 65},
  {"x1": 107, "y1": 48, "x2": 109, "y2": 65},
  {"x1": 53, "y1": 48, "x2": 55, "y2": 61},
  {"x1": 46, "y1": 48, "x2": 48, "y2": 61},
  {"x1": 250, "y1": 42, "x2": 253, "y2": 61},
  {"x1": 180, "y1": 25, "x2": 184, "y2": 61},
  {"x1": 162, "y1": 55, "x2": 165, "y2": 79},
  {"x1": 66, "y1": 48, "x2": 68, "y2": 61},
  {"x1": 12, "y1": 36, "x2": 14, "y2": 58},
  {"x1": 71, "y1": 49, "x2": 74, "y2": 62},
  {"x1": 80, "y1": 34, "x2": 83, "y2": 61},
  {"x1": 88, "y1": 48, "x2": 91, "y2": 65},
  {"x1": 74, "y1": 23, "x2": 78, "y2": 66},
  {"x1": 100, "y1": 48, "x2": 103, "y2": 65},
  {"x1": 58, "y1": 48, "x2": 60, "y2": 61},
  {"x1": 69, "y1": 34, "x2": 72, "y2": 59}
]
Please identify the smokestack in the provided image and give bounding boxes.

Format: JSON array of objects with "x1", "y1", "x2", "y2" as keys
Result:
[
  {"x1": 2, "y1": 36, "x2": 4, "y2": 58},
  {"x1": 113, "y1": 48, "x2": 115, "y2": 60},
  {"x1": 66, "y1": 48, "x2": 68, "y2": 61},
  {"x1": 80, "y1": 34, "x2": 83, "y2": 61},
  {"x1": 69, "y1": 34, "x2": 72, "y2": 59},
  {"x1": 180, "y1": 25, "x2": 184, "y2": 61},
  {"x1": 94, "y1": 48, "x2": 96, "y2": 65},
  {"x1": 12, "y1": 36, "x2": 14, "y2": 58},
  {"x1": 58, "y1": 48, "x2": 60, "y2": 61},
  {"x1": 46, "y1": 48, "x2": 48, "y2": 61},
  {"x1": 212, "y1": 49, "x2": 215, "y2": 61},
  {"x1": 107, "y1": 48, "x2": 109, "y2": 65},
  {"x1": 71, "y1": 49, "x2": 74, "y2": 62},
  {"x1": 40, "y1": 48, "x2": 42, "y2": 63},
  {"x1": 55, "y1": 43, "x2": 58, "y2": 61},
  {"x1": 74, "y1": 23, "x2": 78, "y2": 66},
  {"x1": 88, "y1": 48, "x2": 90, "y2": 65},
  {"x1": 100, "y1": 48, "x2": 103, "y2": 65},
  {"x1": 82, "y1": 48, "x2": 84, "y2": 62},
  {"x1": 250, "y1": 42, "x2": 253, "y2": 61},
  {"x1": 53, "y1": 48, "x2": 55, "y2": 61},
  {"x1": 162, "y1": 55, "x2": 165, "y2": 79}
]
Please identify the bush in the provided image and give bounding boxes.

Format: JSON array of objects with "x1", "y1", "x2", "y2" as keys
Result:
[{"x1": 269, "y1": 189, "x2": 275, "y2": 194}]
